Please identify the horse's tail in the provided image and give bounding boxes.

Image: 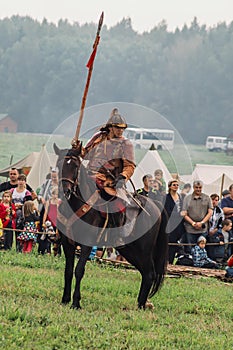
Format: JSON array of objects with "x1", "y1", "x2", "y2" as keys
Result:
[{"x1": 149, "y1": 207, "x2": 168, "y2": 298}]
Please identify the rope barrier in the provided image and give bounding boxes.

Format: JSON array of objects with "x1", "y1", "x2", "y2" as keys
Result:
[
  {"x1": 1, "y1": 227, "x2": 54, "y2": 235},
  {"x1": 169, "y1": 241, "x2": 233, "y2": 246},
  {"x1": 1, "y1": 227, "x2": 233, "y2": 246}
]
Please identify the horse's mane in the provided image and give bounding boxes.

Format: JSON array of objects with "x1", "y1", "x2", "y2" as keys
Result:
[{"x1": 66, "y1": 147, "x2": 81, "y2": 158}]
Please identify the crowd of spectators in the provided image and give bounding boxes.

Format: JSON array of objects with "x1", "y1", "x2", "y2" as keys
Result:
[
  {"x1": 0, "y1": 166, "x2": 233, "y2": 275},
  {"x1": 0, "y1": 167, "x2": 60, "y2": 255},
  {"x1": 135, "y1": 170, "x2": 233, "y2": 270}
]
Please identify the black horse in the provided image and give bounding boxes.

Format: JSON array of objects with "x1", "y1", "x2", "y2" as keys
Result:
[{"x1": 54, "y1": 143, "x2": 168, "y2": 309}]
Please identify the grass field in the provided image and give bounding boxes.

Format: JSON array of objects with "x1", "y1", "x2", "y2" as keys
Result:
[
  {"x1": 0, "y1": 250, "x2": 233, "y2": 350},
  {"x1": 0, "y1": 132, "x2": 232, "y2": 177},
  {"x1": 1, "y1": 133, "x2": 232, "y2": 349}
]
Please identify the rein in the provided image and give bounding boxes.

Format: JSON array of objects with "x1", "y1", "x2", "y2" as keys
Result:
[
  {"x1": 59, "y1": 153, "x2": 115, "y2": 206},
  {"x1": 58, "y1": 154, "x2": 81, "y2": 191}
]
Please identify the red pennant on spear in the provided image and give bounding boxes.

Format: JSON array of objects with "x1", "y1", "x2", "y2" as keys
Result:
[{"x1": 72, "y1": 12, "x2": 104, "y2": 148}]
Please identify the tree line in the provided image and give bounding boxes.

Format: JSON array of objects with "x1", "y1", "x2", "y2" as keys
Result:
[{"x1": 0, "y1": 15, "x2": 233, "y2": 144}]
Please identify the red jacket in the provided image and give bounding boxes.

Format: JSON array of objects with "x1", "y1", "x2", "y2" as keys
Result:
[
  {"x1": 227, "y1": 255, "x2": 233, "y2": 267},
  {"x1": 0, "y1": 202, "x2": 17, "y2": 229}
]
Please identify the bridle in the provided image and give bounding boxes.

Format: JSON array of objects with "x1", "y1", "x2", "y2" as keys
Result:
[{"x1": 58, "y1": 154, "x2": 81, "y2": 200}]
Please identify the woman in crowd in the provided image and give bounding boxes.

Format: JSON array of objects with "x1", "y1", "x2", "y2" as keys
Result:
[
  {"x1": 43, "y1": 186, "x2": 61, "y2": 256},
  {"x1": 207, "y1": 193, "x2": 225, "y2": 260},
  {"x1": 164, "y1": 179, "x2": 184, "y2": 264}
]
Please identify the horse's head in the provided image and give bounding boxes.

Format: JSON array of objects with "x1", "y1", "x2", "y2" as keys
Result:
[{"x1": 54, "y1": 142, "x2": 82, "y2": 200}]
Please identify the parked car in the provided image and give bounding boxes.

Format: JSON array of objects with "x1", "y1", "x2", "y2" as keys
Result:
[{"x1": 205, "y1": 136, "x2": 227, "y2": 152}]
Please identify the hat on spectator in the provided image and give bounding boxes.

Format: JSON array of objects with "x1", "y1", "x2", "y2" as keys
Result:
[
  {"x1": 51, "y1": 167, "x2": 58, "y2": 172},
  {"x1": 197, "y1": 236, "x2": 206, "y2": 244},
  {"x1": 222, "y1": 189, "x2": 230, "y2": 196}
]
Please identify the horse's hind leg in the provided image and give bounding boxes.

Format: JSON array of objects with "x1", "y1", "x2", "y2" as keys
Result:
[
  {"x1": 71, "y1": 245, "x2": 92, "y2": 309},
  {"x1": 62, "y1": 237, "x2": 76, "y2": 304},
  {"x1": 137, "y1": 271, "x2": 154, "y2": 309}
]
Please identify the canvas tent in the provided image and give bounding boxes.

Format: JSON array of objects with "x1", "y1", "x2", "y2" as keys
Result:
[
  {"x1": 191, "y1": 164, "x2": 233, "y2": 196},
  {"x1": 27, "y1": 145, "x2": 57, "y2": 191},
  {"x1": 0, "y1": 145, "x2": 57, "y2": 190},
  {"x1": 127, "y1": 149, "x2": 172, "y2": 191}
]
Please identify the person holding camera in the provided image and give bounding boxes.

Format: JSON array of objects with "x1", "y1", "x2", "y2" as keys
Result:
[{"x1": 181, "y1": 180, "x2": 213, "y2": 254}]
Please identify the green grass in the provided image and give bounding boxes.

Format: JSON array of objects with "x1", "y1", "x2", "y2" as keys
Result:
[
  {"x1": 0, "y1": 250, "x2": 233, "y2": 349},
  {"x1": 152, "y1": 144, "x2": 232, "y2": 175},
  {"x1": 0, "y1": 133, "x2": 70, "y2": 171},
  {"x1": 129, "y1": 144, "x2": 232, "y2": 175}
]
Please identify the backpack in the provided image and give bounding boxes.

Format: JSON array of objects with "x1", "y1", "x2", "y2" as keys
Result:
[
  {"x1": 225, "y1": 267, "x2": 233, "y2": 278},
  {"x1": 176, "y1": 254, "x2": 194, "y2": 266}
]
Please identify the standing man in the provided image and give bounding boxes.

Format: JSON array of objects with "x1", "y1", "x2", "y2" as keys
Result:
[
  {"x1": 180, "y1": 183, "x2": 191, "y2": 201},
  {"x1": 137, "y1": 174, "x2": 154, "y2": 197},
  {"x1": 37, "y1": 168, "x2": 59, "y2": 254},
  {"x1": 181, "y1": 180, "x2": 213, "y2": 253},
  {"x1": 0, "y1": 168, "x2": 36, "y2": 198},
  {"x1": 221, "y1": 184, "x2": 233, "y2": 226},
  {"x1": 37, "y1": 168, "x2": 59, "y2": 209},
  {"x1": 137, "y1": 174, "x2": 163, "y2": 202}
]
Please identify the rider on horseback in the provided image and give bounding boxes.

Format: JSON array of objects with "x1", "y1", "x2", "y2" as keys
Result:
[{"x1": 82, "y1": 108, "x2": 135, "y2": 227}]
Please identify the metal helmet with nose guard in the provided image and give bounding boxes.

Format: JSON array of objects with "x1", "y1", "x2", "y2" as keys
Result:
[{"x1": 106, "y1": 108, "x2": 128, "y2": 129}]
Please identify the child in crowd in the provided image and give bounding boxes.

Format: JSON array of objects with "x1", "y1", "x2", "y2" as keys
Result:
[
  {"x1": 191, "y1": 236, "x2": 219, "y2": 269},
  {"x1": 215, "y1": 219, "x2": 233, "y2": 262},
  {"x1": 0, "y1": 190, "x2": 17, "y2": 250},
  {"x1": 154, "y1": 169, "x2": 166, "y2": 194},
  {"x1": 43, "y1": 186, "x2": 61, "y2": 256},
  {"x1": 17, "y1": 200, "x2": 39, "y2": 253}
]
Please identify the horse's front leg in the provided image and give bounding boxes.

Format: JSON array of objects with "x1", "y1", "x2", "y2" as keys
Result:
[
  {"x1": 71, "y1": 245, "x2": 92, "y2": 309},
  {"x1": 61, "y1": 236, "x2": 76, "y2": 304}
]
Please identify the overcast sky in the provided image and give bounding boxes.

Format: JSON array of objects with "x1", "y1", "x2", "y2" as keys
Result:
[{"x1": 1, "y1": 0, "x2": 233, "y2": 32}]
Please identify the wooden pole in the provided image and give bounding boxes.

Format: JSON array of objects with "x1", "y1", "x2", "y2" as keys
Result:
[
  {"x1": 71, "y1": 12, "x2": 104, "y2": 148},
  {"x1": 220, "y1": 173, "x2": 225, "y2": 198}
]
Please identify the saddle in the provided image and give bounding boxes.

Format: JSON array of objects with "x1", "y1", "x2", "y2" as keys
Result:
[{"x1": 57, "y1": 187, "x2": 153, "y2": 247}]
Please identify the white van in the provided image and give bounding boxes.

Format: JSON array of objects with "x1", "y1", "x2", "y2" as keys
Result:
[
  {"x1": 205, "y1": 136, "x2": 227, "y2": 152},
  {"x1": 124, "y1": 128, "x2": 175, "y2": 150}
]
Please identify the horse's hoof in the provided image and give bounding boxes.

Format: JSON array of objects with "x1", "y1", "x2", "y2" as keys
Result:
[
  {"x1": 145, "y1": 301, "x2": 154, "y2": 310},
  {"x1": 61, "y1": 299, "x2": 70, "y2": 305},
  {"x1": 70, "y1": 304, "x2": 82, "y2": 310},
  {"x1": 138, "y1": 301, "x2": 154, "y2": 310}
]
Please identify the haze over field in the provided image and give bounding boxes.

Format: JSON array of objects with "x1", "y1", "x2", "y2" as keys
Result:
[{"x1": 1, "y1": 0, "x2": 233, "y2": 32}]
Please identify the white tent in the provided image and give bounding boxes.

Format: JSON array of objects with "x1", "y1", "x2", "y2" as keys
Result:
[
  {"x1": 190, "y1": 164, "x2": 233, "y2": 195},
  {"x1": 192, "y1": 164, "x2": 233, "y2": 184},
  {"x1": 0, "y1": 152, "x2": 41, "y2": 177},
  {"x1": 201, "y1": 174, "x2": 233, "y2": 196},
  {"x1": 0, "y1": 145, "x2": 57, "y2": 191},
  {"x1": 127, "y1": 149, "x2": 172, "y2": 191},
  {"x1": 27, "y1": 145, "x2": 57, "y2": 191}
]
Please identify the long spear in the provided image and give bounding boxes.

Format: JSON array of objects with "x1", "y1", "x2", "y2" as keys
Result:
[{"x1": 71, "y1": 11, "x2": 104, "y2": 148}]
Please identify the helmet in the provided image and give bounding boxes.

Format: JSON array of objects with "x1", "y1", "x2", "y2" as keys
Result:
[{"x1": 106, "y1": 108, "x2": 127, "y2": 128}]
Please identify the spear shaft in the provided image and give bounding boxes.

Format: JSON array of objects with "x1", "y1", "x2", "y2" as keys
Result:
[{"x1": 72, "y1": 11, "x2": 104, "y2": 147}]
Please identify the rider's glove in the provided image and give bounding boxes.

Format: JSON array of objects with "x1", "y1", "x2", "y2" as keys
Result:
[{"x1": 115, "y1": 174, "x2": 126, "y2": 189}]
